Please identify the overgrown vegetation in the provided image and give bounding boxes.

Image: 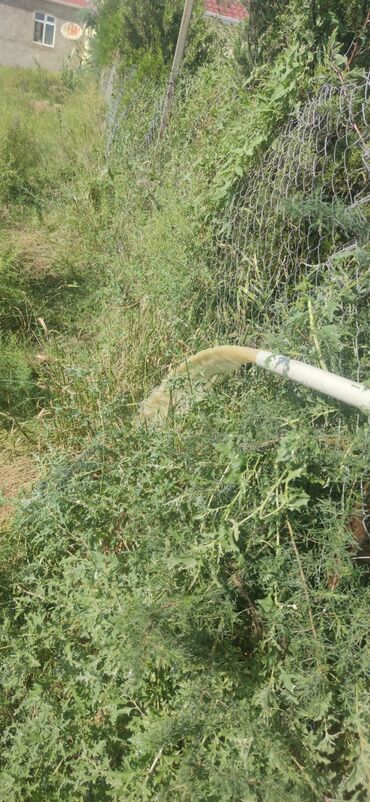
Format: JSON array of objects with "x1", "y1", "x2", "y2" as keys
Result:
[
  {"x1": 91, "y1": 0, "x2": 212, "y2": 75},
  {"x1": 0, "y1": 2, "x2": 369, "y2": 800},
  {"x1": 236, "y1": 0, "x2": 370, "y2": 72},
  {"x1": 0, "y1": 67, "x2": 109, "y2": 431}
]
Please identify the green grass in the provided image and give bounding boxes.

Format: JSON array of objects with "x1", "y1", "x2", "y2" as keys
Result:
[
  {"x1": 0, "y1": 65, "x2": 109, "y2": 434},
  {"x1": 1, "y1": 379, "x2": 369, "y2": 801},
  {"x1": 0, "y1": 49, "x2": 369, "y2": 802}
]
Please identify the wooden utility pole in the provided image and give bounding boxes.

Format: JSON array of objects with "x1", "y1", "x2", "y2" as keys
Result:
[{"x1": 157, "y1": 0, "x2": 195, "y2": 143}]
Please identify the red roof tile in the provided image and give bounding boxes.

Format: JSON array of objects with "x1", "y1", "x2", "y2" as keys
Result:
[
  {"x1": 204, "y1": 0, "x2": 248, "y2": 21},
  {"x1": 55, "y1": 0, "x2": 91, "y2": 7}
]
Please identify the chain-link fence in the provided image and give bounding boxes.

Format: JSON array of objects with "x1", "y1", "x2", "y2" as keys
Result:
[
  {"x1": 101, "y1": 65, "x2": 369, "y2": 384},
  {"x1": 100, "y1": 63, "x2": 126, "y2": 156},
  {"x1": 100, "y1": 63, "x2": 166, "y2": 156},
  {"x1": 212, "y1": 73, "x2": 370, "y2": 334}
]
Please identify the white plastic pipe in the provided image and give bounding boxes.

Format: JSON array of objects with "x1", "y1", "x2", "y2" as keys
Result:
[
  {"x1": 139, "y1": 345, "x2": 370, "y2": 426},
  {"x1": 256, "y1": 350, "x2": 370, "y2": 413}
]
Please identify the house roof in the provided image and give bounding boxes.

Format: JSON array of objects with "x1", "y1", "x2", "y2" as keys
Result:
[
  {"x1": 51, "y1": 0, "x2": 91, "y2": 8},
  {"x1": 53, "y1": 0, "x2": 245, "y2": 20},
  {"x1": 204, "y1": 0, "x2": 248, "y2": 23},
  {"x1": 54, "y1": 0, "x2": 245, "y2": 19}
]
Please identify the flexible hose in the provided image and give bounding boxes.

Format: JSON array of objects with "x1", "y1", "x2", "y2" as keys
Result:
[{"x1": 139, "y1": 345, "x2": 370, "y2": 426}]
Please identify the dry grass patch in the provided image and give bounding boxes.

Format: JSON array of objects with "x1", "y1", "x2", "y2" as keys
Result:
[
  {"x1": 8, "y1": 226, "x2": 56, "y2": 277},
  {"x1": 0, "y1": 454, "x2": 38, "y2": 528}
]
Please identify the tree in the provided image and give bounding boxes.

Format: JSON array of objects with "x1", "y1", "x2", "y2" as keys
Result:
[{"x1": 94, "y1": 0, "x2": 206, "y2": 73}]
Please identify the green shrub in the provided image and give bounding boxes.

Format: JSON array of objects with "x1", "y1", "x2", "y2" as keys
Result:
[
  {"x1": 0, "y1": 379, "x2": 369, "y2": 800},
  {"x1": 93, "y1": 0, "x2": 208, "y2": 73},
  {"x1": 235, "y1": 0, "x2": 370, "y2": 73},
  {"x1": 0, "y1": 10, "x2": 369, "y2": 801}
]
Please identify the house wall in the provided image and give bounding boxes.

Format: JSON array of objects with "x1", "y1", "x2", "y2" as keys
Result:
[{"x1": 0, "y1": 0, "x2": 85, "y2": 71}]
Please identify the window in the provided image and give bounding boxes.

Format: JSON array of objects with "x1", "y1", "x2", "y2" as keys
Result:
[{"x1": 34, "y1": 11, "x2": 56, "y2": 47}]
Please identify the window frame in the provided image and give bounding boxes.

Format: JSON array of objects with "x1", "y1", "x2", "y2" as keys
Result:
[{"x1": 33, "y1": 11, "x2": 56, "y2": 48}]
